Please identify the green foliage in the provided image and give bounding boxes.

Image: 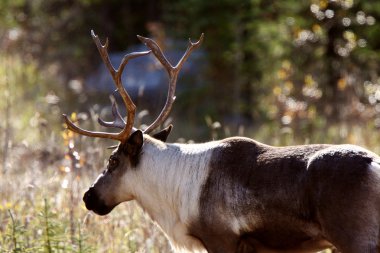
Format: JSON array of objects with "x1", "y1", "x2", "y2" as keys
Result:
[
  {"x1": 3, "y1": 210, "x2": 28, "y2": 253},
  {"x1": 2, "y1": 0, "x2": 380, "y2": 138},
  {"x1": 72, "y1": 223, "x2": 93, "y2": 253},
  {"x1": 0, "y1": 55, "x2": 62, "y2": 144},
  {"x1": 39, "y1": 199, "x2": 64, "y2": 253},
  {"x1": 1, "y1": 201, "x2": 94, "y2": 253},
  {"x1": 0, "y1": 125, "x2": 171, "y2": 253},
  {"x1": 162, "y1": 0, "x2": 380, "y2": 134}
]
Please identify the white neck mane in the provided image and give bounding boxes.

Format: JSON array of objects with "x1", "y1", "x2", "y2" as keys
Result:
[{"x1": 129, "y1": 137, "x2": 218, "y2": 252}]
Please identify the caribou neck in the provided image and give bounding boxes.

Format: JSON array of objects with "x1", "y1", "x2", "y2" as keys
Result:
[{"x1": 130, "y1": 136, "x2": 217, "y2": 237}]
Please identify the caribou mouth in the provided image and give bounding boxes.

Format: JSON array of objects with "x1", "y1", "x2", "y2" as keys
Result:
[
  {"x1": 83, "y1": 189, "x2": 117, "y2": 216},
  {"x1": 89, "y1": 204, "x2": 116, "y2": 216}
]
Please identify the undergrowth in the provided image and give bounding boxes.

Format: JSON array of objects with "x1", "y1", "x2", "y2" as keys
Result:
[
  {"x1": 0, "y1": 49, "x2": 374, "y2": 253},
  {"x1": 1, "y1": 121, "x2": 377, "y2": 253}
]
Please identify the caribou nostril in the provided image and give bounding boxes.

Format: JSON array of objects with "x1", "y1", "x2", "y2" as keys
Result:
[{"x1": 83, "y1": 189, "x2": 92, "y2": 203}]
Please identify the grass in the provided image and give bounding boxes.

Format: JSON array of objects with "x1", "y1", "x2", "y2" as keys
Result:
[
  {"x1": 0, "y1": 54, "x2": 170, "y2": 252},
  {"x1": 2, "y1": 121, "x2": 380, "y2": 253},
  {"x1": 0, "y1": 132, "x2": 171, "y2": 253},
  {"x1": 1, "y1": 53, "x2": 378, "y2": 253}
]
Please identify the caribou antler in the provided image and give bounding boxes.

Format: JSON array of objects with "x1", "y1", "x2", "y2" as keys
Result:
[
  {"x1": 63, "y1": 30, "x2": 150, "y2": 142},
  {"x1": 138, "y1": 33, "x2": 204, "y2": 134},
  {"x1": 63, "y1": 31, "x2": 203, "y2": 142},
  {"x1": 97, "y1": 99, "x2": 126, "y2": 129}
]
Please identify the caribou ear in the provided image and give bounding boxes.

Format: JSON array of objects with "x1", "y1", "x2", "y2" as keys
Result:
[
  {"x1": 152, "y1": 125, "x2": 173, "y2": 142},
  {"x1": 124, "y1": 130, "x2": 143, "y2": 157}
]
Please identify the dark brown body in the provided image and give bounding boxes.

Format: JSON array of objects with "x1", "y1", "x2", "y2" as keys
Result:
[{"x1": 189, "y1": 137, "x2": 380, "y2": 253}]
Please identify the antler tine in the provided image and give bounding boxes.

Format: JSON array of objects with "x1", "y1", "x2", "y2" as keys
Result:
[
  {"x1": 175, "y1": 33, "x2": 204, "y2": 69},
  {"x1": 138, "y1": 33, "x2": 204, "y2": 134},
  {"x1": 92, "y1": 30, "x2": 151, "y2": 141},
  {"x1": 63, "y1": 114, "x2": 123, "y2": 140},
  {"x1": 63, "y1": 31, "x2": 151, "y2": 142},
  {"x1": 98, "y1": 100, "x2": 126, "y2": 129},
  {"x1": 91, "y1": 30, "x2": 115, "y2": 77}
]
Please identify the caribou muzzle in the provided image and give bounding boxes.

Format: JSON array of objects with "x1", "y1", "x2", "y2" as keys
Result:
[{"x1": 83, "y1": 187, "x2": 116, "y2": 216}]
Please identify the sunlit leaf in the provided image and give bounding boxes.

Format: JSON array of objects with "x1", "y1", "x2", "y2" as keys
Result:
[
  {"x1": 319, "y1": 0, "x2": 328, "y2": 9},
  {"x1": 312, "y1": 24, "x2": 322, "y2": 34},
  {"x1": 337, "y1": 78, "x2": 347, "y2": 91},
  {"x1": 70, "y1": 112, "x2": 77, "y2": 121},
  {"x1": 273, "y1": 86, "x2": 282, "y2": 96},
  {"x1": 304, "y1": 74, "x2": 316, "y2": 87},
  {"x1": 277, "y1": 69, "x2": 287, "y2": 80}
]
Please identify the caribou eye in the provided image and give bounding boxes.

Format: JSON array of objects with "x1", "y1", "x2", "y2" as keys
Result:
[{"x1": 108, "y1": 156, "x2": 119, "y2": 170}]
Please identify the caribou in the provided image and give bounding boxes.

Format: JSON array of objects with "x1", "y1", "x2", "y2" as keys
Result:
[{"x1": 64, "y1": 31, "x2": 380, "y2": 253}]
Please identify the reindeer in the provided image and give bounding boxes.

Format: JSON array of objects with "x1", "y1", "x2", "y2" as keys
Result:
[{"x1": 64, "y1": 31, "x2": 380, "y2": 253}]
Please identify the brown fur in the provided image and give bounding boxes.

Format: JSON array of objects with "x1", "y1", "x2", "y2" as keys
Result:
[{"x1": 188, "y1": 137, "x2": 380, "y2": 253}]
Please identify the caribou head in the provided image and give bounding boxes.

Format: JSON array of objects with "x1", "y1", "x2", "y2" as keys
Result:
[{"x1": 64, "y1": 31, "x2": 203, "y2": 216}]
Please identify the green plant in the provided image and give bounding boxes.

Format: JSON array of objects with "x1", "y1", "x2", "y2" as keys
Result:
[{"x1": 4, "y1": 210, "x2": 27, "y2": 253}]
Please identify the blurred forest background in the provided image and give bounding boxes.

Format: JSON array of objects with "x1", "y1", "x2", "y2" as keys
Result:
[{"x1": 1, "y1": 0, "x2": 380, "y2": 252}]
